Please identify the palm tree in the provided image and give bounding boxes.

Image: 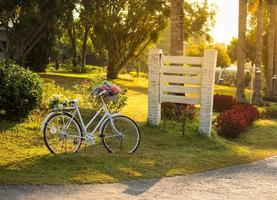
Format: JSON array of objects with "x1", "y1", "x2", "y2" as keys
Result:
[
  {"x1": 253, "y1": 0, "x2": 264, "y2": 102},
  {"x1": 266, "y1": 0, "x2": 276, "y2": 96},
  {"x1": 170, "y1": 0, "x2": 184, "y2": 56},
  {"x1": 236, "y1": 0, "x2": 248, "y2": 103}
]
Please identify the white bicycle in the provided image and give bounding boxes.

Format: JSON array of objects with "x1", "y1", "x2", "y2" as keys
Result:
[{"x1": 41, "y1": 82, "x2": 141, "y2": 154}]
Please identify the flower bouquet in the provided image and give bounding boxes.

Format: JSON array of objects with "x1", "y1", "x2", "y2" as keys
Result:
[{"x1": 48, "y1": 94, "x2": 69, "y2": 110}]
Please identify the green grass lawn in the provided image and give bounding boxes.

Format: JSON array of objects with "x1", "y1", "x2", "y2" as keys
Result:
[{"x1": 0, "y1": 72, "x2": 276, "y2": 184}]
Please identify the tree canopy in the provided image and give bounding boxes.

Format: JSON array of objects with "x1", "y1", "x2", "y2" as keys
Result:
[
  {"x1": 0, "y1": 0, "x2": 217, "y2": 78},
  {"x1": 86, "y1": 0, "x2": 170, "y2": 78},
  {"x1": 0, "y1": 0, "x2": 75, "y2": 70}
]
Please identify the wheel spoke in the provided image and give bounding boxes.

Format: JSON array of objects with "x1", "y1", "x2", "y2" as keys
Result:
[
  {"x1": 44, "y1": 114, "x2": 82, "y2": 154},
  {"x1": 102, "y1": 116, "x2": 140, "y2": 154}
]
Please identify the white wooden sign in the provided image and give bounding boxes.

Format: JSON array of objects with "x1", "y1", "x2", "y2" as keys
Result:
[{"x1": 148, "y1": 49, "x2": 218, "y2": 136}]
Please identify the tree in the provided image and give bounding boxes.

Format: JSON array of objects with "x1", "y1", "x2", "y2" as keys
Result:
[
  {"x1": 213, "y1": 45, "x2": 231, "y2": 68},
  {"x1": 266, "y1": 0, "x2": 276, "y2": 96},
  {"x1": 67, "y1": 14, "x2": 78, "y2": 69},
  {"x1": 157, "y1": 1, "x2": 215, "y2": 55},
  {"x1": 170, "y1": 0, "x2": 184, "y2": 55},
  {"x1": 253, "y1": 0, "x2": 264, "y2": 102},
  {"x1": 87, "y1": 0, "x2": 170, "y2": 79},
  {"x1": 79, "y1": 0, "x2": 92, "y2": 71},
  {"x1": 0, "y1": 0, "x2": 75, "y2": 71},
  {"x1": 186, "y1": 41, "x2": 231, "y2": 68},
  {"x1": 236, "y1": 0, "x2": 248, "y2": 103},
  {"x1": 183, "y1": 0, "x2": 216, "y2": 41}
]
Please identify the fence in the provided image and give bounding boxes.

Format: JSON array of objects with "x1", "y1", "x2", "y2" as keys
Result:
[{"x1": 148, "y1": 49, "x2": 218, "y2": 136}]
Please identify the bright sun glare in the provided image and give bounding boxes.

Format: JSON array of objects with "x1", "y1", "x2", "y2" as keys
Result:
[{"x1": 208, "y1": 0, "x2": 239, "y2": 44}]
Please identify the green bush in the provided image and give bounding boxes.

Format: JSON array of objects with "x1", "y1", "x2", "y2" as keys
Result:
[{"x1": 0, "y1": 59, "x2": 42, "y2": 121}]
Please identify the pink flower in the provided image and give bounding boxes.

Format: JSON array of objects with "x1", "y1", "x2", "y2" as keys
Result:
[{"x1": 111, "y1": 85, "x2": 121, "y2": 93}]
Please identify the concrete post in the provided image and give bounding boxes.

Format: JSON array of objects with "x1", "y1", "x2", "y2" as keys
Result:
[
  {"x1": 199, "y1": 49, "x2": 218, "y2": 136},
  {"x1": 148, "y1": 49, "x2": 162, "y2": 126}
]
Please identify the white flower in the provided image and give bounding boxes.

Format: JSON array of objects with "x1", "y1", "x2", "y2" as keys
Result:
[
  {"x1": 58, "y1": 104, "x2": 64, "y2": 109},
  {"x1": 0, "y1": 110, "x2": 6, "y2": 115}
]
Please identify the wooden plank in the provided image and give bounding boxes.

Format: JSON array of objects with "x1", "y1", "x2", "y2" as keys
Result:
[
  {"x1": 163, "y1": 56, "x2": 203, "y2": 65},
  {"x1": 161, "y1": 94, "x2": 200, "y2": 104},
  {"x1": 160, "y1": 75, "x2": 201, "y2": 84},
  {"x1": 160, "y1": 84, "x2": 201, "y2": 94},
  {"x1": 161, "y1": 65, "x2": 201, "y2": 74}
]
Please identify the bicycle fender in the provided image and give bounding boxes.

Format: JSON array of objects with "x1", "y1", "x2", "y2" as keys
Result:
[
  {"x1": 99, "y1": 113, "x2": 121, "y2": 135},
  {"x1": 40, "y1": 111, "x2": 71, "y2": 132}
]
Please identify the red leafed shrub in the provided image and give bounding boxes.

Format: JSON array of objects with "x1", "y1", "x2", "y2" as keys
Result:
[
  {"x1": 216, "y1": 104, "x2": 260, "y2": 138},
  {"x1": 161, "y1": 102, "x2": 196, "y2": 121},
  {"x1": 161, "y1": 102, "x2": 197, "y2": 135},
  {"x1": 232, "y1": 104, "x2": 260, "y2": 126},
  {"x1": 216, "y1": 109, "x2": 247, "y2": 138},
  {"x1": 213, "y1": 94, "x2": 237, "y2": 113}
]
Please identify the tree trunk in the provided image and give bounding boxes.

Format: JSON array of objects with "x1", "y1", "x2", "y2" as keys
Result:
[
  {"x1": 274, "y1": 1, "x2": 277, "y2": 95},
  {"x1": 266, "y1": 0, "x2": 276, "y2": 96},
  {"x1": 68, "y1": 28, "x2": 77, "y2": 69},
  {"x1": 136, "y1": 62, "x2": 141, "y2": 77},
  {"x1": 253, "y1": 0, "x2": 264, "y2": 102},
  {"x1": 81, "y1": 26, "x2": 89, "y2": 72},
  {"x1": 170, "y1": 0, "x2": 184, "y2": 56},
  {"x1": 107, "y1": 66, "x2": 118, "y2": 79},
  {"x1": 236, "y1": 0, "x2": 247, "y2": 103},
  {"x1": 55, "y1": 59, "x2": 60, "y2": 70}
]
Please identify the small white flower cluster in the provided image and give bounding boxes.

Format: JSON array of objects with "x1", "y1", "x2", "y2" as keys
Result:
[
  {"x1": 48, "y1": 94, "x2": 69, "y2": 109},
  {"x1": 0, "y1": 109, "x2": 6, "y2": 115}
]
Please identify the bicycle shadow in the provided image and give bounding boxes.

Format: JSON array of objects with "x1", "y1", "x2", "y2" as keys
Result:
[{"x1": 121, "y1": 178, "x2": 160, "y2": 196}]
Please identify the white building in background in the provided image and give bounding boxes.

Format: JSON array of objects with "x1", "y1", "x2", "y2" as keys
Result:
[{"x1": 0, "y1": 27, "x2": 8, "y2": 59}]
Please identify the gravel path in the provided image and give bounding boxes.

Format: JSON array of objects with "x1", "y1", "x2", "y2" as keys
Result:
[{"x1": 0, "y1": 156, "x2": 276, "y2": 200}]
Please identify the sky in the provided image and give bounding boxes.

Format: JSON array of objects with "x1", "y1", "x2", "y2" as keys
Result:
[{"x1": 208, "y1": 0, "x2": 239, "y2": 44}]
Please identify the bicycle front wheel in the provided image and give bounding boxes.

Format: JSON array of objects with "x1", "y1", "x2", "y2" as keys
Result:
[
  {"x1": 101, "y1": 116, "x2": 141, "y2": 154},
  {"x1": 43, "y1": 113, "x2": 83, "y2": 154}
]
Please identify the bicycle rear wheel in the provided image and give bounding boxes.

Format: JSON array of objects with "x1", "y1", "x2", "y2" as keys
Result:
[
  {"x1": 101, "y1": 116, "x2": 140, "y2": 154},
  {"x1": 43, "y1": 113, "x2": 83, "y2": 154}
]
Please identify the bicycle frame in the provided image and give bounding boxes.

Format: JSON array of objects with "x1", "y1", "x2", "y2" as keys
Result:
[{"x1": 42, "y1": 96, "x2": 120, "y2": 141}]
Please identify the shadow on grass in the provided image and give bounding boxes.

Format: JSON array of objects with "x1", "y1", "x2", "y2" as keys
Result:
[
  {"x1": 0, "y1": 121, "x2": 17, "y2": 132},
  {"x1": 40, "y1": 74, "x2": 84, "y2": 90},
  {"x1": 40, "y1": 73, "x2": 148, "y2": 96}
]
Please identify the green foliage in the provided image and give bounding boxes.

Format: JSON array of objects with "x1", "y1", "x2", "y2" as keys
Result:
[
  {"x1": 40, "y1": 79, "x2": 76, "y2": 110},
  {"x1": 227, "y1": 31, "x2": 256, "y2": 64},
  {"x1": 213, "y1": 45, "x2": 231, "y2": 68},
  {"x1": 0, "y1": 0, "x2": 75, "y2": 71},
  {"x1": 85, "y1": 0, "x2": 170, "y2": 79},
  {"x1": 157, "y1": 1, "x2": 216, "y2": 55},
  {"x1": 186, "y1": 41, "x2": 231, "y2": 68},
  {"x1": 0, "y1": 59, "x2": 42, "y2": 121},
  {"x1": 183, "y1": 0, "x2": 216, "y2": 40},
  {"x1": 258, "y1": 103, "x2": 277, "y2": 119},
  {"x1": 26, "y1": 28, "x2": 59, "y2": 72}
]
